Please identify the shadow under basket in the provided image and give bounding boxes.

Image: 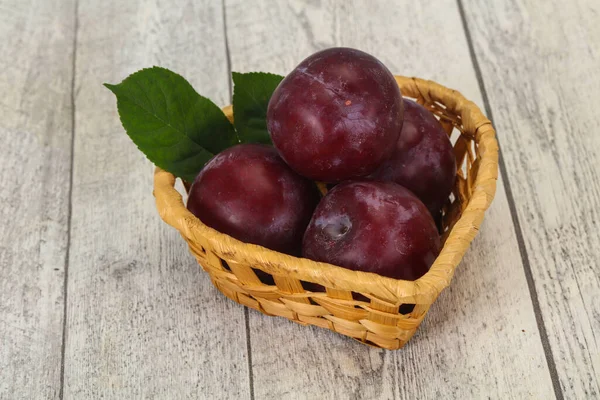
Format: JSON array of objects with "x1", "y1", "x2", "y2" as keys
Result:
[{"x1": 153, "y1": 76, "x2": 499, "y2": 350}]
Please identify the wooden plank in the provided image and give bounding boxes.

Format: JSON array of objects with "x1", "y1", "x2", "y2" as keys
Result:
[
  {"x1": 62, "y1": 0, "x2": 251, "y2": 398},
  {"x1": 461, "y1": 0, "x2": 600, "y2": 398},
  {"x1": 224, "y1": 0, "x2": 556, "y2": 398},
  {"x1": 0, "y1": 1, "x2": 75, "y2": 399}
]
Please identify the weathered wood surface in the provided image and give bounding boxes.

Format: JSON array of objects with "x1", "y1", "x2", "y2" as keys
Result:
[
  {"x1": 462, "y1": 0, "x2": 600, "y2": 398},
  {"x1": 61, "y1": 0, "x2": 250, "y2": 398},
  {"x1": 224, "y1": 0, "x2": 555, "y2": 398},
  {"x1": 0, "y1": 0, "x2": 75, "y2": 399}
]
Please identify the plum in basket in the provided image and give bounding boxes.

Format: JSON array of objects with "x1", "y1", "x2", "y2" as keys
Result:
[
  {"x1": 302, "y1": 181, "x2": 440, "y2": 281},
  {"x1": 267, "y1": 47, "x2": 404, "y2": 182},
  {"x1": 370, "y1": 99, "x2": 456, "y2": 216},
  {"x1": 187, "y1": 144, "x2": 320, "y2": 256}
]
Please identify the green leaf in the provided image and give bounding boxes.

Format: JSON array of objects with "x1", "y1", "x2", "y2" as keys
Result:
[
  {"x1": 104, "y1": 66, "x2": 237, "y2": 182},
  {"x1": 232, "y1": 72, "x2": 284, "y2": 144}
]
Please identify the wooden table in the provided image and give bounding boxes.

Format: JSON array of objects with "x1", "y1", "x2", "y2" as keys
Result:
[{"x1": 1, "y1": 0, "x2": 598, "y2": 398}]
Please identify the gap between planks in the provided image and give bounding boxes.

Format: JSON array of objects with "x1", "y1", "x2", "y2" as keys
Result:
[{"x1": 59, "y1": 0, "x2": 80, "y2": 398}]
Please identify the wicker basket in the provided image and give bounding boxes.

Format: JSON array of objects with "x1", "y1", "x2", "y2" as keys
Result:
[{"x1": 153, "y1": 76, "x2": 498, "y2": 350}]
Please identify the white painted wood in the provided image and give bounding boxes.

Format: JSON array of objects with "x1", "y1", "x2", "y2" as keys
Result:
[
  {"x1": 0, "y1": 1, "x2": 75, "y2": 399},
  {"x1": 62, "y1": 1, "x2": 250, "y2": 399},
  {"x1": 225, "y1": 0, "x2": 555, "y2": 398},
  {"x1": 462, "y1": 0, "x2": 600, "y2": 398}
]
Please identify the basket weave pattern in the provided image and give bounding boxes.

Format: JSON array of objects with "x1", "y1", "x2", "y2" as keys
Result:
[{"x1": 153, "y1": 76, "x2": 498, "y2": 350}]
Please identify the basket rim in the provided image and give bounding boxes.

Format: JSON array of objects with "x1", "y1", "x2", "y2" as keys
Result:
[{"x1": 153, "y1": 75, "x2": 499, "y2": 304}]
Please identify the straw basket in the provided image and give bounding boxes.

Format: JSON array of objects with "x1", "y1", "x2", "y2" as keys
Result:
[{"x1": 153, "y1": 76, "x2": 498, "y2": 350}]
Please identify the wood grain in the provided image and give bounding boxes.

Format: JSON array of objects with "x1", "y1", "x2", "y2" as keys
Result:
[
  {"x1": 462, "y1": 0, "x2": 600, "y2": 398},
  {"x1": 62, "y1": 0, "x2": 251, "y2": 398},
  {"x1": 225, "y1": 0, "x2": 555, "y2": 398},
  {"x1": 0, "y1": 0, "x2": 75, "y2": 398}
]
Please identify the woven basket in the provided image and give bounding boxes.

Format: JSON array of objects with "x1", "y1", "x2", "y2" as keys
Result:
[{"x1": 153, "y1": 76, "x2": 498, "y2": 350}]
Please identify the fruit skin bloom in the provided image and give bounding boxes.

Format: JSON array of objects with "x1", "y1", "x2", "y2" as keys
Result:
[
  {"x1": 187, "y1": 144, "x2": 320, "y2": 256},
  {"x1": 303, "y1": 181, "x2": 440, "y2": 281},
  {"x1": 267, "y1": 47, "x2": 404, "y2": 183}
]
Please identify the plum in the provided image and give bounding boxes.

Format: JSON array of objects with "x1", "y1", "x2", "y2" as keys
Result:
[
  {"x1": 369, "y1": 99, "x2": 456, "y2": 216},
  {"x1": 187, "y1": 144, "x2": 320, "y2": 255},
  {"x1": 267, "y1": 47, "x2": 403, "y2": 182},
  {"x1": 302, "y1": 181, "x2": 440, "y2": 281}
]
